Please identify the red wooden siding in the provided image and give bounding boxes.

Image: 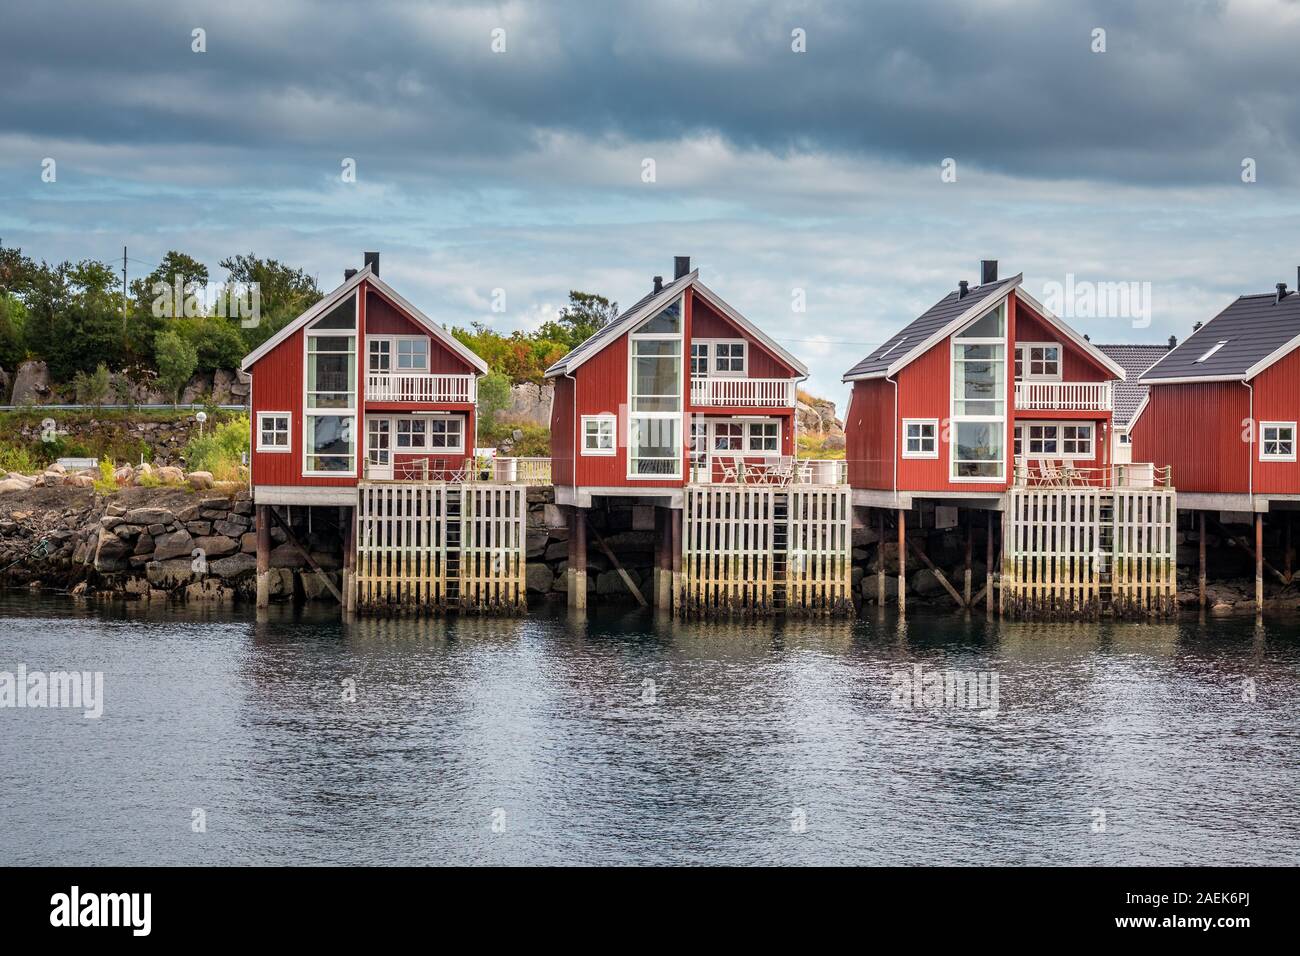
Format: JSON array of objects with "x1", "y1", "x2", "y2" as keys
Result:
[
  {"x1": 847, "y1": 289, "x2": 1117, "y2": 495},
  {"x1": 249, "y1": 277, "x2": 480, "y2": 490},
  {"x1": 550, "y1": 376, "x2": 575, "y2": 487},
  {"x1": 1135, "y1": 347, "x2": 1300, "y2": 496},
  {"x1": 1131, "y1": 381, "x2": 1249, "y2": 493},
  {"x1": 552, "y1": 282, "x2": 800, "y2": 490},
  {"x1": 1251, "y1": 352, "x2": 1300, "y2": 494},
  {"x1": 845, "y1": 378, "x2": 894, "y2": 490}
]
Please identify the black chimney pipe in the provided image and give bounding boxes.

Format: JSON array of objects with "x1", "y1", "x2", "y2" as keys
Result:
[
  {"x1": 1168, "y1": 335, "x2": 1177, "y2": 349},
  {"x1": 957, "y1": 280, "x2": 969, "y2": 299},
  {"x1": 344, "y1": 268, "x2": 357, "y2": 281},
  {"x1": 364, "y1": 251, "x2": 379, "y2": 276},
  {"x1": 653, "y1": 276, "x2": 663, "y2": 293},
  {"x1": 981, "y1": 259, "x2": 998, "y2": 285},
  {"x1": 1277, "y1": 283, "x2": 1289, "y2": 304},
  {"x1": 674, "y1": 256, "x2": 691, "y2": 279}
]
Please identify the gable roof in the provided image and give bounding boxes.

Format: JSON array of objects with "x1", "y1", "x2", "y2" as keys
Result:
[
  {"x1": 240, "y1": 265, "x2": 489, "y2": 374},
  {"x1": 1094, "y1": 343, "x2": 1171, "y2": 426},
  {"x1": 1140, "y1": 291, "x2": 1300, "y2": 384},
  {"x1": 842, "y1": 275, "x2": 1128, "y2": 383},
  {"x1": 842, "y1": 276, "x2": 1019, "y2": 382},
  {"x1": 543, "y1": 271, "x2": 808, "y2": 378}
]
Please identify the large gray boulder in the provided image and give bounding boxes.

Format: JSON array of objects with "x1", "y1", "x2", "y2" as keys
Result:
[
  {"x1": 152, "y1": 529, "x2": 195, "y2": 561},
  {"x1": 10, "y1": 360, "x2": 50, "y2": 405}
]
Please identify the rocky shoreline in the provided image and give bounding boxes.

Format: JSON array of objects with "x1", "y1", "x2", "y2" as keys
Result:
[{"x1": 0, "y1": 484, "x2": 1294, "y2": 614}]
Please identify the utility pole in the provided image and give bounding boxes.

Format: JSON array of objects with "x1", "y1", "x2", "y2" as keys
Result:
[{"x1": 121, "y1": 246, "x2": 128, "y2": 339}]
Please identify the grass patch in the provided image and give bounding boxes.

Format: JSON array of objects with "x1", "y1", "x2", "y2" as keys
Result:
[{"x1": 797, "y1": 432, "x2": 845, "y2": 460}]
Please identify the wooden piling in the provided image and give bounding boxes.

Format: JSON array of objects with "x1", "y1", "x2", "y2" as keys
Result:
[
  {"x1": 877, "y1": 509, "x2": 886, "y2": 607},
  {"x1": 1255, "y1": 511, "x2": 1264, "y2": 618},
  {"x1": 255, "y1": 503, "x2": 271, "y2": 608},
  {"x1": 341, "y1": 504, "x2": 355, "y2": 612},
  {"x1": 670, "y1": 506, "x2": 682, "y2": 615},
  {"x1": 986, "y1": 510, "x2": 994, "y2": 620},
  {"x1": 568, "y1": 506, "x2": 588, "y2": 610},
  {"x1": 1198, "y1": 511, "x2": 1206, "y2": 610},
  {"x1": 963, "y1": 512, "x2": 972, "y2": 607},
  {"x1": 897, "y1": 508, "x2": 906, "y2": 614}
]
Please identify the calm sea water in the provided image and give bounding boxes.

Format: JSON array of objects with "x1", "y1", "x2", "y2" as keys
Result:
[{"x1": 1, "y1": 593, "x2": 1298, "y2": 866}]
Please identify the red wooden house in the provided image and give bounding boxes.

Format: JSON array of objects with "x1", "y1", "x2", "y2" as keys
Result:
[
  {"x1": 241, "y1": 253, "x2": 490, "y2": 506},
  {"x1": 1134, "y1": 276, "x2": 1300, "y2": 512},
  {"x1": 842, "y1": 261, "x2": 1127, "y2": 509},
  {"x1": 545, "y1": 257, "x2": 809, "y2": 508}
]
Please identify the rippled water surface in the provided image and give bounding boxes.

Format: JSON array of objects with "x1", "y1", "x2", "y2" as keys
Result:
[{"x1": 2, "y1": 594, "x2": 1298, "y2": 865}]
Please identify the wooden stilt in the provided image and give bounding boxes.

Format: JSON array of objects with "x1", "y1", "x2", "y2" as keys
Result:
[
  {"x1": 670, "y1": 506, "x2": 682, "y2": 615},
  {"x1": 897, "y1": 508, "x2": 906, "y2": 614},
  {"x1": 986, "y1": 510, "x2": 994, "y2": 620},
  {"x1": 341, "y1": 504, "x2": 355, "y2": 613},
  {"x1": 567, "y1": 506, "x2": 588, "y2": 610},
  {"x1": 1256, "y1": 511, "x2": 1264, "y2": 617},
  {"x1": 269, "y1": 506, "x2": 342, "y2": 602},
  {"x1": 877, "y1": 509, "x2": 886, "y2": 606},
  {"x1": 1198, "y1": 511, "x2": 1207, "y2": 610},
  {"x1": 963, "y1": 512, "x2": 973, "y2": 607},
  {"x1": 256, "y1": 504, "x2": 271, "y2": 608}
]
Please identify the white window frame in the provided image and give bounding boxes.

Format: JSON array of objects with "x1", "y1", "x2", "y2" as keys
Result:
[
  {"x1": 368, "y1": 334, "x2": 429, "y2": 373},
  {"x1": 949, "y1": 301, "x2": 1007, "y2": 483},
  {"x1": 691, "y1": 338, "x2": 748, "y2": 377},
  {"x1": 1015, "y1": 342, "x2": 1062, "y2": 381},
  {"x1": 303, "y1": 300, "x2": 357, "y2": 477},
  {"x1": 256, "y1": 411, "x2": 292, "y2": 453},
  {"x1": 1260, "y1": 421, "x2": 1296, "y2": 462},
  {"x1": 902, "y1": 418, "x2": 938, "y2": 459},
  {"x1": 690, "y1": 342, "x2": 710, "y2": 377},
  {"x1": 745, "y1": 420, "x2": 780, "y2": 454},
  {"x1": 1014, "y1": 421, "x2": 1095, "y2": 459},
  {"x1": 711, "y1": 339, "x2": 748, "y2": 377},
  {"x1": 626, "y1": 294, "x2": 685, "y2": 480},
  {"x1": 582, "y1": 414, "x2": 616, "y2": 456}
]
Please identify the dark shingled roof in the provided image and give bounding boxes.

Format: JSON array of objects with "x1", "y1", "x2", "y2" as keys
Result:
[
  {"x1": 842, "y1": 275, "x2": 1019, "y2": 381},
  {"x1": 1094, "y1": 343, "x2": 1171, "y2": 426},
  {"x1": 1141, "y1": 291, "x2": 1300, "y2": 382}
]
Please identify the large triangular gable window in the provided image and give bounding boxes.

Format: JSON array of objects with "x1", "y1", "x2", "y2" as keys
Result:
[
  {"x1": 950, "y1": 300, "x2": 1007, "y2": 481},
  {"x1": 628, "y1": 296, "x2": 684, "y2": 478},
  {"x1": 304, "y1": 292, "x2": 357, "y2": 475}
]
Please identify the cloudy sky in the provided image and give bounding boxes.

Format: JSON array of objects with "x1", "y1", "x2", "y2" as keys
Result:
[{"x1": 2, "y1": 0, "x2": 1298, "y2": 402}]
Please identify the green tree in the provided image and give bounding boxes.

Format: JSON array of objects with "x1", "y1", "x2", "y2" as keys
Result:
[
  {"x1": 155, "y1": 330, "x2": 197, "y2": 404},
  {"x1": 477, "y1": 371, "x2": 512, "y2": 429},
  {"x1": 0, "y1": 292, "x2": 27, "y2": 368},
  {"x1": 72, "y1": 362, "x2": 112, "y2": 406},
  {"x1": 219, "y1": 253, "x2": 322, "y2": 352},
  {"x1": 128, "y1": 250, "x2": 213, "y2": 365},
  {"x1": 536, "y1": 290, "x2": 619, "y2": 352}
]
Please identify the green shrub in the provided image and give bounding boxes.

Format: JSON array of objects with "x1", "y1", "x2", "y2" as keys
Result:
[
  {"x1": 186, "y1": 415, "x2": 249, "y2": 481},
  {"x1": 0, "y1": 443, "x2": 41, "y2": 474}
]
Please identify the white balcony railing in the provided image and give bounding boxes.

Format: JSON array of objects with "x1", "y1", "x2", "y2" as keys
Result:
[
  {"x1": 366, "y1": 373, "x2": 477, "y2": 404},
  {"x1": 1014, "y1": 381, "x2": 1112, "y2": 412},
  {"x1": 689, "y1": 457, "x2": 846, "y2": 485},
  {"x1": 690, "y1": 376, "x2": 798, "y2": 408}
]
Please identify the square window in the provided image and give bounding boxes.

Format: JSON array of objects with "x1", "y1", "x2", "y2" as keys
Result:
[
  {"x1": 257, "y1": 412, "x2": 291, "y2": 452},
  {"x1": 714, "y1": 342, "x2": 746, "y2": 374},
  {"x1": 714, "y1": 422, "x2": 744, "y2": 451},
  {"x1": 1261, "y1": 422, "x2": 1296, "y2": 461},
  {"x1": 397, "y1": 338, "x2": 428, "y2": 371},
  {"x1": 396, "y1": 418, "x2": 426, "y2": 448},
  {"x1": 582, "y1": 415, "x2": 616, "y2": 455},
  {"x1": 746, "y1": 421, "x2": 779, "y2": 452},
  {"x1": 903, "y1": 419, "x2": 938, "y2": 458}
]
